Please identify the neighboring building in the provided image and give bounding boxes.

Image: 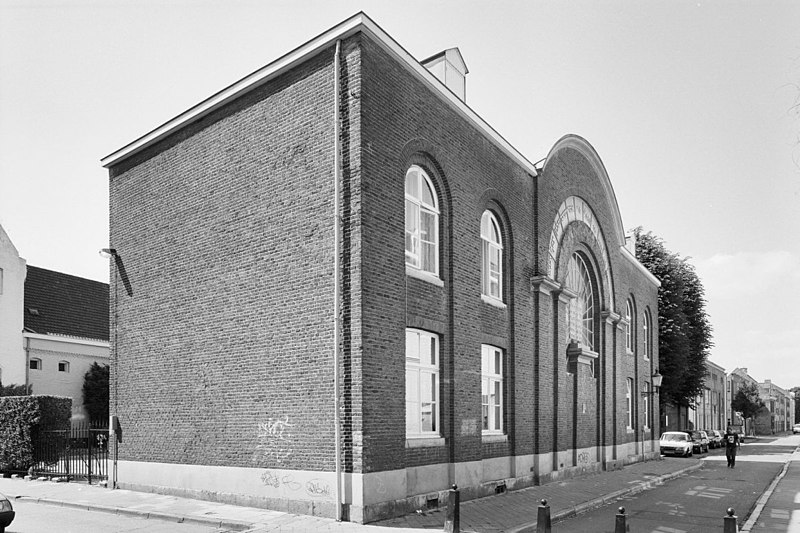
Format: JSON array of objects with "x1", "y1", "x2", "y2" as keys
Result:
[
  {"x1": 0, "y1": 224, "x2": 27, "y2": 387},
  {"x1": 728, "y1": 368, "x2": 760, "y2": 434},
  {"x1": 689, "y1": 360, "x2": 726, "y2": 432},
  {"x1": 0, "y1": 224, "x2": 109, "y2": 423},
  {"x1": 102, "y1": 13, "x2": 661, "y2": 523},
  {"x1": 758, "y1": 380, "x2": 792, "y2": 434},
  {"x1": 24, "y1": 266, "x2": 110, "y2": 422}
]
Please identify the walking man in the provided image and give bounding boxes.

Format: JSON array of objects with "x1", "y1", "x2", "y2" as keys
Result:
[{"x1": 724, "y1": 426, "x2": 740, "y2": 468}]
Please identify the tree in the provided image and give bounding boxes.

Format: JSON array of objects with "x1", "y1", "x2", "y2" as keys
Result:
[
  {"x1": 634, "y1": 228, "x2": 713, "y2": 411},
  {"x1": 731, "y1": 382, "x2": 764, "y2": 422},
  {"x1": 0, "y1": 381, "x2": 32, "y2": 396},
  {"x1": 82, "y1": 363, "x2": 109, "y2": 423}
]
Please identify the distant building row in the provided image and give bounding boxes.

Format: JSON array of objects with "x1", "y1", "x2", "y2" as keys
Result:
[{"x1": 0, "y1": 224, "x2": 109, "y2": 423}]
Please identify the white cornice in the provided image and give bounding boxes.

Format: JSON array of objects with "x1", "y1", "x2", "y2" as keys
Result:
[
  {"x1": 23, "y1": 332, "x2": 110, "y2": 348},
  {"x1": 101, "y1": 12, "x2": 538, "y2": 177},
  {"x1": 620, "y1": 246, "x2": 661, "y2": 288}
]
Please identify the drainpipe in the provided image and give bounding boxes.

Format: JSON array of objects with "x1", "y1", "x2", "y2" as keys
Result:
[
  {"x1": 24, "y1": 335, "x2": 31, "y2": 393},
  {"x1": 332, "y1": 38, "x2": 343, "y2": 522}
]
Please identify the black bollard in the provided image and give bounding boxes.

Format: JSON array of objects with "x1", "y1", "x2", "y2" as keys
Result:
[
  {"x1": 537, "y1": 499, "x2": 552, "y2": 533},
  {"x1": 723, "y1": 507, "x2": 739, "y2": 533},
  {"x1": 444, "y1": 484, "x2": 460, "y2": 533},
  {"x1": 615, "y1": 506, "x2": 629, "y2": 533}
]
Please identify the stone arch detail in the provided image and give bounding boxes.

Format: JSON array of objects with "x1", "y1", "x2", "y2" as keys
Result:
[{"x1": 548, "y1": 196, "x2": 614, "y2": 311}]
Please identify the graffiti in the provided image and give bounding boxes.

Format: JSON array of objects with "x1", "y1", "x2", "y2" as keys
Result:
[
  {"x1": 305, "y1": 479, "x2": 332, "y2": 498},
  {"x1": 261, "y1": 470, "x2": 302, "y2": 491},
  {"x1": 256, "y1": 415, "x2": 296, "y2": 464},
  {"x1": 577, "y1": 452, "x2": 591, "y2": 465}
]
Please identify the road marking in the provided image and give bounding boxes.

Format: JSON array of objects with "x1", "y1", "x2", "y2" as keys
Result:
[{"x1": 652, "y1": 527, "x2": 687, "y2": 533}]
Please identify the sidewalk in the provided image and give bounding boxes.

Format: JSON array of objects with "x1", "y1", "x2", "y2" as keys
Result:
[
  {"x1": 743, "y1": 445, "x2": 800, "y2": 532},
  {"x1": 0, "y1": 457, "x2": 704, "y2": 533}
]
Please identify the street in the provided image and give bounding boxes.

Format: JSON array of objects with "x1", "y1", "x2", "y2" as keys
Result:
[
  {"x1": 553, "y1": 435, "x2": 799, "y2": 533},
  {"x1": 5, "y1": 500, "x2": 235, "y2": 533}
]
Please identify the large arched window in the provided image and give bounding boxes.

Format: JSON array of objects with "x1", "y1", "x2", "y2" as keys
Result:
[
  {"x1": 565, "y1": 252, "x2": 596, "y2": 351},
  {"x1": 643, "y1": 309, "x2": 652, "y2": 360},
  {"x1": 480, "y1": 211, "x2": 503, "y2": 300},
  {"x1": 405, "y1": 166, "x2": 439, "y2": 275}
]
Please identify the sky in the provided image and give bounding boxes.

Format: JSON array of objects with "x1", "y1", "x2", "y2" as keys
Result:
[{"x1": 1, "y1": 1, "x2": 799, "y2": 389}]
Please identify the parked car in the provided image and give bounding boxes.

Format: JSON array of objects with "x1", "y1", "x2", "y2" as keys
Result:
[
  {"x1": 793, "y1": 423, "x2": 800, "y2": 434},
  {"x1": 706, "y1": 429, "x2": 723, "y2": 449},
  {"x1": 0, "y1": 492, "x2": 15, "y2": 533},
  {"x1": 687, "y1": 430, "x2": 709, "y2": 453},
  {"x1": 660, "y1": 431, "x2": 693, "y2": 457}
]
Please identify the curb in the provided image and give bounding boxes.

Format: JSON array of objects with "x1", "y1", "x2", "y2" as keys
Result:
[
  {"x1": 739, "y1": 445, "x2": 800, "y2": 533},
  {"x1": 508, "y1": 461, "x2": 705, "y2": 533},
  {"x1": 16, "y1": 495, "x2": 253, "y2": 531}
]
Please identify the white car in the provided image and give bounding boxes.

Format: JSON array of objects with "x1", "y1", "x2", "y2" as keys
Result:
[
  {"x1": 793, "y1": 423, "x2": 800, "y2": 435},
  {"x1": 660, "y1": 431, "x2": 693, "y2": 457}
]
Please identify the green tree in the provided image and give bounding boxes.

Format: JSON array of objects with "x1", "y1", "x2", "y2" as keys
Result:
[
  {"x1": 82, "y1": 363, "x2": 109, "y2": 423},
  {"x1": 634, "y1": 228, "x2": 713, "y2": 412},
  {"x1": 731, "y1": 382, "x2": 764, "y2": 422},
  {"x1": 0, "y1": 381, "x2": 32, "y2": 396}
]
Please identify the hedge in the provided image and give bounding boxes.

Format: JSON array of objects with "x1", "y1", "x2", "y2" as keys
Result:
[{"x1": 0, "y1": 395, "x2": 71, "y2": 472}]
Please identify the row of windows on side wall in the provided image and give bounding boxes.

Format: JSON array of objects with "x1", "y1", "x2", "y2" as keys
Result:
[
  {"x1": 405, "y1": 165, "x2": 504, "y2": 304},
  {"x1": 405, "y1": 329, "x2": 505, "y2": 440},
  {"x1": 625, "y1": 299, "x2": 653, "y2": 359},
  {"x1": 29, "y1": 359, "x2": 69, "y2": 372}
]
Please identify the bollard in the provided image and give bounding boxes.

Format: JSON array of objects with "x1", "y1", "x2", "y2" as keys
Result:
[
  {"x1": 723, "y1": 507, "x2": 739, "y2": 533},
  {"x1": 444, "y1": 484, "x2": 460, "y2": 533},
  {"x1": 615, "y1": 506, "x2": 629, "y2": 533},
  {"x1": 537, "y1": 499, "x2": 552, "y2": 533}
]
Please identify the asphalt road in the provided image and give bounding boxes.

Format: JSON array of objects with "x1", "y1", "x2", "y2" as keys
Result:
[
  {"x1": 553, "y1": 438, "x2": 796, "y2": 533},
  {"x1": 4, "y1": 500, "x2": 235, "y2": 533}
]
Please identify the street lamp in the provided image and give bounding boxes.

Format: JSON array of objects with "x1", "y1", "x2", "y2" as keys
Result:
[{"x1": 652, "y1": 370, "x2": 663, "y2": 391}]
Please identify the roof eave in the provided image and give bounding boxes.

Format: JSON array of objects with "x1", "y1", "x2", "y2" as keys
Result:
[{"x1": 101, "y1": 12, "x2": 536, "y2": 177}]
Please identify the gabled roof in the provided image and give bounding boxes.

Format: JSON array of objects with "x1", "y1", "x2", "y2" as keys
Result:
[
  {"x1": 24, "y1": 266, "x2": 109, "y2": 341},
  {"x1": 100, "y1": 12, "x2": 535, "y2": 176}
]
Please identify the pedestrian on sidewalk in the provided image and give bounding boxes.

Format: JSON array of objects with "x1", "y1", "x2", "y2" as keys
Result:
[{"x1": 724, "y1": 426, "x2": 740, "y2": 468}]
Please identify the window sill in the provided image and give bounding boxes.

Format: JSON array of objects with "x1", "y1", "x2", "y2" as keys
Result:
[
  {"x1": 406, "y1": 266, "x2": 444, "y2": 287},
  {"x1": 626, "y1": 427, "x2": 635, "y2": 434},
  {"x1": 406, "y1": 436, "x2": 445, "y2": 448},
  {"x1": 481, "y1": 294, "x2": 506, "y2": 309},
  {"x1": 625, "y1": 349, "x2": 634, "y2": 356},
  {"x1": 482, "y1": 433, "x2": 507, "y2": 443}
]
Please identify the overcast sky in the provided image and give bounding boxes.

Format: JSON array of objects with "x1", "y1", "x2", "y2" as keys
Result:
[{"x1": 1, "y1": 0, "x2": 799, "y2": 389}]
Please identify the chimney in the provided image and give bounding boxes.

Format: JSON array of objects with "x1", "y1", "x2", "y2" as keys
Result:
[{"x1": 422, "y1": 48, "x2": 468, "y2": 102}]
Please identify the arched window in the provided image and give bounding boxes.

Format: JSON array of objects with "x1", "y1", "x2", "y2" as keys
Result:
[
  {"x1": 480, "y1": 211, "x2": 503, "y2": 300},
  {"x1": 643, "y1": 310, "x2": 651, "y2": 359},
  {"x1": 625, "y1": 299, "x2": 634, "y2": 353},
  {"x1": 405, "y1": 166, "x2": 439, "y2": 275},
  {"x1": 565, "y1": 252, "x2": 596, "y2": 351}
]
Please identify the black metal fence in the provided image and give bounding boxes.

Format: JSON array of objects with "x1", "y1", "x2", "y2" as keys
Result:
[{"x1": 30, "y1": 421, "x2": 109, "y2": 484}]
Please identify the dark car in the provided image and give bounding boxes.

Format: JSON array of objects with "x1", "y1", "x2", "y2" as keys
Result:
[
  {"x1": 0, "y1": 492, "x2": 14, "y2": 533},
  {"x1": 686, "y1": 430, "x2": 709, "y2": 453},
  {"x1": 706, "y1": 429, "x2": 723, "y2": 449}
]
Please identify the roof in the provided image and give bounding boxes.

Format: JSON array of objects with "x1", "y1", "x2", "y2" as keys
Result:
[
  {"x1": 100, "y1": 12, "x2": 535, "y2": 176},
  {"x1": 24, "y1": 266, "x2": 109, "y2": 341}
]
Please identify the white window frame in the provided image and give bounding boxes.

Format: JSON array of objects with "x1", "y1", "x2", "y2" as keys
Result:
[
  {"x1": 405, "y1": 166, "x2": 439, "y2": 276},
  {"x1": 58, "y1": 361, "x2": 70, "y2": 373},
  {"x1": 30, "y1": 358, "x2": 42, "y2": 371},
  {"x1": 643, "y1": 381, "x2": 650, "y2": 429},
  {"x1": 626, "y1": 378, "x2": 634, "y2": 430},
  {"x1": 406, "y1": 329, "x2": 440, "y2": 438},
  {"x1": 643, "y1": 311, "x2": 650, "y2": 360},
  {"x1": 480, "y1": 211, "x2": 503, "y2": 302},
  {"x1": 625, "y1": 299, "x2": 633, "y2": 354},
  {"x1": 481, "y1": 344, "x2": 504, "y2": 434},
  {"x1": 566, "y1": 253, "x2": 595, "y2": 350}
]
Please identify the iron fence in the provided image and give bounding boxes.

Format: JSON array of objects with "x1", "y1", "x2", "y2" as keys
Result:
[{"x1": 30, "y1": 421, "x2": 109, "y2": 484}]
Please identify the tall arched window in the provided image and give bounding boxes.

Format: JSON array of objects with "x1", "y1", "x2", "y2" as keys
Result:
[
  {"x1": 643, "y1": 310, "x2": 651, "y2": 360},
  {"x1": 481, "y1": 211, "x2": 502, "y2": 300},
  {"x1": 405, "y1": 166, "x2": 439, "y2": 275},
  {"x1": 625, "y1": 299, "x2": 634, "y2": 353},
  {"x1": 565, "y1": 252, "x2": 595, "y2": 351}
]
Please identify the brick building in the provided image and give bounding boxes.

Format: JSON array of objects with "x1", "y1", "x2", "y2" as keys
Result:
[
  {"x1": 688, "y1": 360, "x2": 726, "y2": 432},
  {"x1": 101, "y1": 13, "x2": 660, "y2": 523},
  {"x1": 757, "y1": 380, "x2": 792, "y2": 434}
]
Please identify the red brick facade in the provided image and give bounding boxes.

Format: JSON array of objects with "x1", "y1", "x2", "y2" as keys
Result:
[{"x1": 105, "y1": 14, "x2": 659, "y2": 524}]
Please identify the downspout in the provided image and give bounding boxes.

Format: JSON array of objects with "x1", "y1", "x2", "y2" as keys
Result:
[
  {"x1": 24, "y1": 335, "x2": 30, "y2": 393},
  {"x1": 332, "y1": 38, "x2": 343, "y2": 522}
]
